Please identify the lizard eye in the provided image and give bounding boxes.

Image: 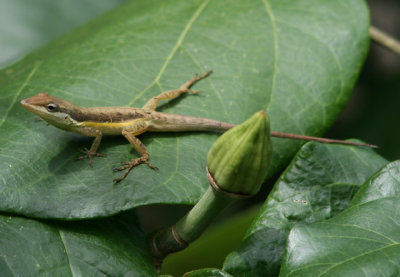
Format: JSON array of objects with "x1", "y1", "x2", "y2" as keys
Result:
[{"x1": 46, "y1": 103, "x2": 59, "y2": 112}]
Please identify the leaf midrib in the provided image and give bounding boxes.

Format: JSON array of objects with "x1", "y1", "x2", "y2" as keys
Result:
[{"x1": 127, "y1": 0, "x2": 210, "y2": 107}]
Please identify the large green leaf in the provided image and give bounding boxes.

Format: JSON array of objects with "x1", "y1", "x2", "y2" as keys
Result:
[
  {"x1": 223, "y1": 142, "x2": 387, "y2": 276},
  {"x1": 0, "y1": 0, "x2": 127, "y2": 68},
  {"x1": 0, "y1": 0, "x2": 369, "y2": 219},
  {"x1": 0, "y1": 212, "x2": 157, "y2": 276},
  {"x1": 280, "y1": 161, "x2": 400, "y2": 276}
]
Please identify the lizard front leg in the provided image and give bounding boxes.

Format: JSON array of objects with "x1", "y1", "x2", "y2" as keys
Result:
[
  {"x1": 76, "y1": 128, "x2": 106, "y2": 166},
  {"x1": 113, "y1": 121, "x2": 157, "y2": 182},
  {"x1": 142, "y1": 70, "x2": 212, "y2": 111}
]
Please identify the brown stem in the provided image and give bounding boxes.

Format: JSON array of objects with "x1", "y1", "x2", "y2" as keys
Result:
[{"x1": 370, "y1": 25, "x2": 400, "y2": 56}]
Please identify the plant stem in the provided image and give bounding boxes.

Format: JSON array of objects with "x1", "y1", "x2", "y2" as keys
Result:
[
  {"x1": 149, "y1": 187, "x2": 234, "y2": 261},
  {"x1": 370, "y1": 25, "x2": 400, "y2": 56},
  {"x1": 175, "y1": 187, "x2": 233, "y2": 242}
]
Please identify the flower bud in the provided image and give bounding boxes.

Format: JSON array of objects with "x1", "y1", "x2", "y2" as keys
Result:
[{"x1": 206, "y1": 111, "x2": 272, "y2": 196}]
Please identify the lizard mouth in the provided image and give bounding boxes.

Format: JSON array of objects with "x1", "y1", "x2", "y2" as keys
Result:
[
  {"x1": 20, "y1": 98, "x2": 29, "y2": 106},
  {"x1": 20, "y1": 98, "x2": 40, "y2": 115},
  {"x1": 20, "y1": 98, "x2": 31, "y2": 110}
]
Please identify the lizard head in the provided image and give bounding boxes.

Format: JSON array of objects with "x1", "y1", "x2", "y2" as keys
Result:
[{"x1": 21, "y1": 92, "x2": 80, "y2": 129}]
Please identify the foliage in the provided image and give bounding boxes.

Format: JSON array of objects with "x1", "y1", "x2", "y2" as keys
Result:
[
  {"x1": 280, "y1": 161, "x2": 400, "y2": 276},
  {"x1": 0, "y1": 0, "x2": 367, "y2": 219},
  {"x1": 223, "y1": 142, "x2": 387, "y2": 276},
  {"x1": 0, "y1": 0, "x2": 397, "y2": 276}
]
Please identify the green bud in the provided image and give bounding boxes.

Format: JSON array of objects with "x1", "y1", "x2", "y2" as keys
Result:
[{"x1": 206, "y1": 111, "x2": 272, "y2": 196}]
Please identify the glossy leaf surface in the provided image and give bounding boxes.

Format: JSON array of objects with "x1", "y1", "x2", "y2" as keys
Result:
[
  {"x1": 0, "y1": 212, "x2": 157, "y2": 276},
  {"x1": 223, "y1": 142, "x2": 387, "y2": 276},
  {"x1": 0, "y1": 0, "x2": 369, "y2": 218},
  {"x1": 280, "y1": 161, "x2": 400, "y2": 277}
]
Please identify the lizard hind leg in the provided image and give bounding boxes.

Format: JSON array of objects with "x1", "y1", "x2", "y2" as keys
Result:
[
  {"x1": 141, "y1": 70, "x2": 213, "y2": 111},
  {"x1": 113, "y1": 123, "x2": 157, "y2": 183}
]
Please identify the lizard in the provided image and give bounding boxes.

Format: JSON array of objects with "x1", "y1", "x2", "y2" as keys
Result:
[{"x1": 20, "y1": 71, "x2": 377, "y2": 182}]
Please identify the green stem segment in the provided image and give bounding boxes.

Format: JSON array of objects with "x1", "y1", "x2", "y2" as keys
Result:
[
  {"x1": 175, "y1": 187, "x2": 234, "y2": 242},
  {"x1": 150, "y1": 186, "x2": 235, "y2": 261}
]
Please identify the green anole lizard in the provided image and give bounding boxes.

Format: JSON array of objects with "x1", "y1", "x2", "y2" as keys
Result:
[{"x1": 20, "y1": 71, "x2": 377, "y2": 182}]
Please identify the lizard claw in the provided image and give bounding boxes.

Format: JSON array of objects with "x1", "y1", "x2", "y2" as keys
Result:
[
  {"x1": 188, "y1": 89, "x2": 201, "y2": 94},
  {"x1": 76, "y1": 148, "x2": 106, "y2": 166},
  {"x1": 113, "y1": 157, "x2": 158, "y2": 183},
  {"x1": 145, "y1": 161, "x2": 159, "y2": 171},
  {"x1": 113, "y1": 164, "x2": 129, "y2": 172}
]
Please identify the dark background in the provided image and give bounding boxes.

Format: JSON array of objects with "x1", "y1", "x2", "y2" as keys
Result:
[{"x1": 327, "y1": 0, "x2": 400, "y2": 161}]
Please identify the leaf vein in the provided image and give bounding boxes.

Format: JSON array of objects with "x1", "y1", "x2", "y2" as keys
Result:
[
  {"x1": 128, "y1": 0, "x2": 210, "y2": 106},
  {"x1": 262, "y1": 0, "x2": 278, "y2": 112},
  {"x1": 0, "y1": 61, "x2": 42, "y2": 128}
]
